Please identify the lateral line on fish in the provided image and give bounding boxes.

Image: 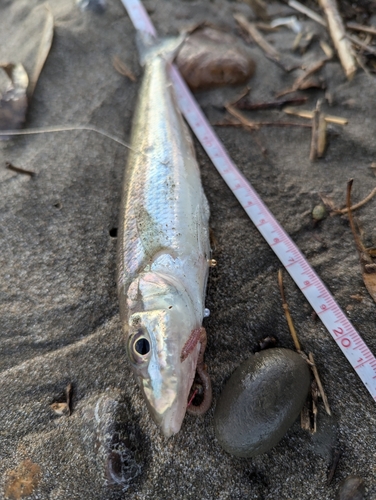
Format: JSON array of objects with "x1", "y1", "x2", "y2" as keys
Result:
[{"x1": 0, "y1": 126, "x2": 166, "y2": 165}]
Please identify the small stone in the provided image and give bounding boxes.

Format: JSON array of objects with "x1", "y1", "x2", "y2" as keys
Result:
[
  {"x1": 214, "y1": 348, "x2": 311, "y2": 457},
  {"x1": 176, "y1": 27, "x2": 255, "y2": 90},
  {"x1": 337, "y1": 476, "x2": 365, "y2": 500},
  {"x1": 312, "y1": 204, "x2": 327, "y2": 221}
]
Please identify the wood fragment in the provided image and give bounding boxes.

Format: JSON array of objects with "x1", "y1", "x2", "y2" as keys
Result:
[
  {"x1": 311, "y1": 381, "x2": 318, "y2": 434},
  {"x1": 278, "y1": 269, "x2": 301, "y2": 351},
  {"x1": 283, "y1": 107, "x2": 348, "y2": 125},
  {"x1": 334, "y1": 186, "x2": 376, "y2": 215},
  {"x1": 308, "y1": 352, "x2": 331, "y2": 415},
  {"x1": 320, "y1": 40, "x2": 334, "y2": 58},
  {"x1": 50, "y1": 382, "x2": 73, "y2": 417},
  {"x1": 347, "y1": 22, "x2": 376, "y2": 37},
  {"x1": 317, "y1": 0, "x2": 357, "y2": 79},
  {"x1": 346, "y1": 33, "x2": 376, "y2": 56},
  {"x1": 276, "y1": 58, "x2": 327, "y2": 98},
  {"x1": 5, "y1": 162, "x2": 35, "y2": 177},
  {"x1": 350, "y1": 294, "x2": 363, "y2": 302},
  {"x1": 300, "y1": 401, "x2": 311, "y2": 431},
  {"x1": 310, "y1": 100, "x2": 327, "y2": 161},
  {"x1": 113, "y1": 56, "x2": 137, "y2": 82},
  {"x1": 327, "y1": 448, "x2": 342, "y2": 485},
  {"x1": 234, "y1": 96, "x2": 308, "y2": 110},
  {"x1": 225, "y1": 104, "x2": 260, "y2": 130},
  {"x1": 288, "y1": 0, "x2": 327, "y2": 27},
  {"x1": 234, "y1": 14, "x2": 290, "y2": 70},
  {"x1": 214, "y1": 120, "x2": 311, "y2": 129}
]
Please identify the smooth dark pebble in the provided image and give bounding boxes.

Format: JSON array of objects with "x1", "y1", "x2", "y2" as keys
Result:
[
  {"x1": 337, "y1": 476, "x2": 365, "y2": 500},
  {"x1": 214, "y1": 348, "x2": 311, "y2": 457}
]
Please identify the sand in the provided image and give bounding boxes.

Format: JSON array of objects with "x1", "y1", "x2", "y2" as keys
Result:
[{"x1": 1, "y1": 0, "x2": 376, "y2": 498}]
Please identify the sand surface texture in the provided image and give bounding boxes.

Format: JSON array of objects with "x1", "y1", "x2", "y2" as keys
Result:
[{"x1": 1, "y1": 0, "x2": 376, "y2": 498}]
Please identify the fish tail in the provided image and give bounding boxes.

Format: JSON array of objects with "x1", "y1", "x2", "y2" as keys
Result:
[{"x1": 136, "y1": 31, "x2": 185, "y2": 66}]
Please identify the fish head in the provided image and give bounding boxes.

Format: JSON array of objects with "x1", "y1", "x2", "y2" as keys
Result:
[{"x1": 126, "y1": 273, "x2": 200, "y2": 437}]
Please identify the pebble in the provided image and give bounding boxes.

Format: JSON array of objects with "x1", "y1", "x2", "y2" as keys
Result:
[
  {"x1": 312, "y1": 204, "x2": 327, "y2": 221},
  {"x1": 176, "y1": 26, "x2": 255, "y2": 90},
  {"x1": 337, "y1": 476, "x2": 365, "y2": 500},
  {"x1": 214, "y1": 348, "x2": 311, "y2": 457}
]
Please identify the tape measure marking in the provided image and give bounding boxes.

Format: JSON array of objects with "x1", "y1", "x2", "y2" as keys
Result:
[{"x1": 120, "y1": 0, "x2": 376, "y2": 401}]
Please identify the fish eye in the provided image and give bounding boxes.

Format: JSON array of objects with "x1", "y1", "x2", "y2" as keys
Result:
[
  {"x1": 128, "y1": 329, "x2": 151, "y2": 364},
  {"x1": 134, "y1": 337, "x2": 150, "y2": 355}
]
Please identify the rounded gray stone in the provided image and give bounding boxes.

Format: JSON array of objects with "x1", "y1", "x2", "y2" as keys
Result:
[
  {"x1": 337, "y1": 476, "x2": 365, "y2": 500},
  {"x1": 214, "y1": 348, "x2": 311, "y2": 457}
]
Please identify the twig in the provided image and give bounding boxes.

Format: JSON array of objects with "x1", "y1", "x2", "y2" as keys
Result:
[
  {"x1": 284, "y1": 107, "x2": 348, "y2": 125},
  {"x1": 288, "y1": 0, "x2": 327, "y2": 27},
  {"x1": 234, "y1": 96, "x2": 308, "y2": 110},
  {"x1": 5, "y1": 162, "x2": 35, "y2": 177},
  {"x1": 234, "y1": 14, "x2": 282, "y2": 65},
  {"x1": 278, "y1": 269, "x2": 301, "y2": 351},
  {"x1": 311, "y1": 381, "x2": 318, "y2": 434},
  {"x1": 214, "y1": 120, "x2": 312, "y2": 129},
  {"x1": 334, "y1": 186, "x2": 376, "y2": 215},
  {"x1": 225, "y1": 104, "x2": 260, "y2": 130},
  {"x1": 308, "y1": 352, "x2": 331, "y2": 415},
  {"x1": 317, "y1": 0, "x2": 357, "y2": 79},
  {"x1": 347, "y1": 22, "x2": 376, "y2": 37}
]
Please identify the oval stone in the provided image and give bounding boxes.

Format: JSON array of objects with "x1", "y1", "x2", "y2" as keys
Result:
[{"x1": 214, "y1": 348, "x2": 311, "y2": 457}]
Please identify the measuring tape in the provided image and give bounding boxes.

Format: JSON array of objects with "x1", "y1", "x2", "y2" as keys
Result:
[{"x1": 120, "y1": 0, "x2": 376, "y2": 402}]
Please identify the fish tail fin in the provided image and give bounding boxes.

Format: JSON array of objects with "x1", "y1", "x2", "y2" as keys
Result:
[{"x1": 136, "y1": 31, "x2": 186, "y2": 66}]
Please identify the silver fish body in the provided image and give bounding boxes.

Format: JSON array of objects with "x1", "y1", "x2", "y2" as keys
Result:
[{"x1": 117, "y1": 36, "x2": 210, "y2": 437}]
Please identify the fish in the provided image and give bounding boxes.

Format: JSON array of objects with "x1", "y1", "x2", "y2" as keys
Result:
[{"x1": 117, "y1": 32, "x2": 212, "y2": 437}]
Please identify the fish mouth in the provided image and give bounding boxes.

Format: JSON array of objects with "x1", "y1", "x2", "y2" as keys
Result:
[{"x1": 142, "y1": 382, "x2": 190, "y2": 438}]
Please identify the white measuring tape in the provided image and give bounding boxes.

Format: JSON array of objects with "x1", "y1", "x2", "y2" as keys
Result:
[{"x1": 120, "y1": 0, "x2": 376, "y2": 402}]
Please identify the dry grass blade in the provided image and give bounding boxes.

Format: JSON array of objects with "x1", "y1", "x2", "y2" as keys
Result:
[
  {"x1": 28, "y1": 3, "x2": 54, "y2": 98},
  {"x1": 113, "y1": 56, "x2": 137, "y2": 82},
  {"x1": 317, "y1": 0, "x2": 357, "y2": 79}
]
